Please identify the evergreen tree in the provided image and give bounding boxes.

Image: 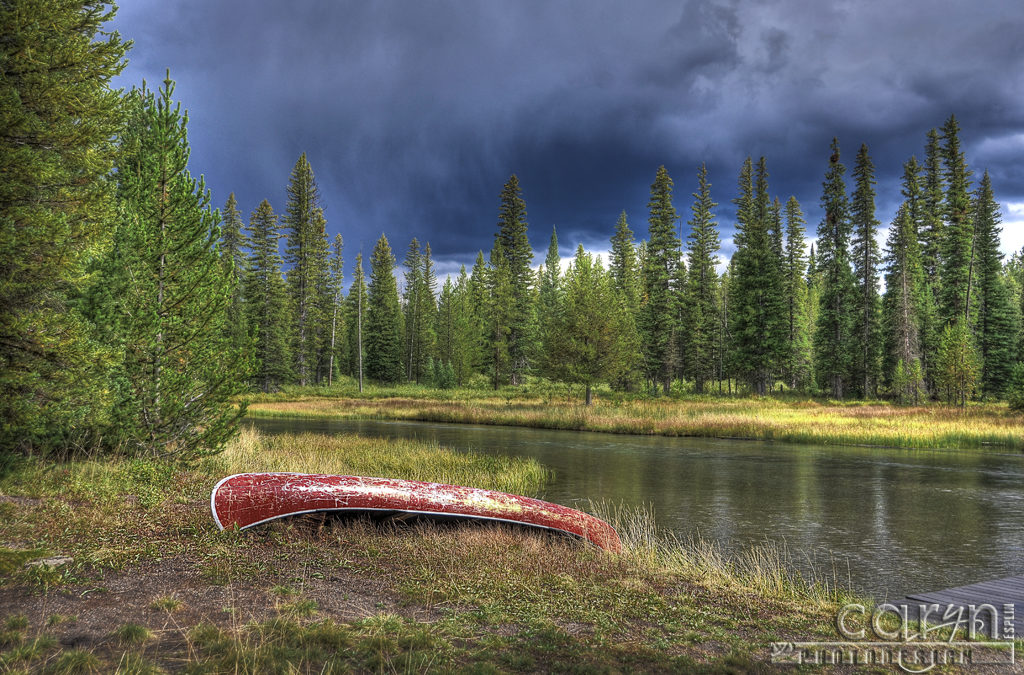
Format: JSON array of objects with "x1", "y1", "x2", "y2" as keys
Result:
[
  {"x1": 307, "y1": 207, "x2": 333, "y2": 384},
  {"x1": 814, "y1": 138, "x2": 858, "y2": 399},
  {"x1": 1, "y1": 1, "x2": 128, "y2": 452},
  {"x1": 972, "y1": 172, "x2": 1019, "y2": 397},
  {"x1": 345, "y1": 252, "x2": 367, "y2": 391},
  {"x1": 451, "y1": 266, "x2": 479, "y2": 385},
  {"x1": 282, "y1": 152, "x2": 325, "y2": 385},
  {"x1": 684, "y1": 164, "x2": 721, "y2": 394},
  {"x1": 729, "y1": 157, "x2": 785, "y2": 395},
  {"x1": 436, "y1": 276, "x2": 456, "y2": 372},
  {"x1": 537, "y1": 226, "x2": 563, "y2": 377},
  {"x1": 219, "y1": 193, "x2": 250, "y2": 359},
  {"x1": 782, "y1": 196, "x2": 812, "y2": 390},
  {"x1": 921, "y1": 129, "x2": 945, "y2": 287},
  {"x1": 548, "y1": 246, "x2": 637, "y2": 405},
  {"x1": 485, "y1": 248, "x2": 515, "y2": 389},
  {"x1": 850, "y1": 144, "x2": 883, "y2": 397},
  {"x1": 492, "y1": 175, "x2": 534, "y2": 384},
  {"x1": 881, "y1": 205, "x2": 924, "y2": 402},
  {"x1": 610, "y1": 211, "x2": 641, "y2": 311},
  {"x1": 609, "y1": 211, "x2": 642, "y2": 390},
  {"x1": 939, "y1": 115, "x2": 974, "y2": 325},
  {"x1": 804, "y1": 243, "x2": 821, "y2": 391},
  {"x1": 244, "y1": 200, "x2": 292, "y2": 391},
  {"x1": 401, "y1": 240, "x2": 421, "y2": 383},
  {"x1": 365, "y1": 234, "x2": 403, "y2": 383},
  {"x1": 935, "y1": 319, "x2": 979, "y2": 406},
  {"x1": 109, "y1": 75, "x2": 246, "y2": 458},
  {"x1": 640, "y1": 166, "x2": 681, "y2": 394},
  {"x1": 326, "y1": 234, "x2": 344, "y2": 386},
  {"x1": 468, "y1": 251, "x2": 490, "y2": 375}
]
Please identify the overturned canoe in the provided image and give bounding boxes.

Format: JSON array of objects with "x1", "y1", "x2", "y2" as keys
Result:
[{"x1": 211, "y1": 472, "x2": 621, "y2": 553}]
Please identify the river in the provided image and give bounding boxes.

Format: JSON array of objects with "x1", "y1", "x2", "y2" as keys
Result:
[{"x1": 249, "y1": 416, "x2": 1024, "y2": 600}]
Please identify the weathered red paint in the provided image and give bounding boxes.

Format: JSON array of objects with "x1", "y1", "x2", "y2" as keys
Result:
[{"x1": 211, "y1": 473, "x2": 622, "y2": 553}]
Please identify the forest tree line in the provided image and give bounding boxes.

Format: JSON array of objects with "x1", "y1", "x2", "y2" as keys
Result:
[
  {"x1": 4, "y1": 3, "x2": 1024, "y2": 460},
  {"x1": 235, "y1": 118, "x2": 1024, "y2": 411}
]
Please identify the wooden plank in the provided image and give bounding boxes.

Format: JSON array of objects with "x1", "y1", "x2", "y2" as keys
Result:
[{"x1": 905, "y1": 575, "x2": 1023, "y2": 636}]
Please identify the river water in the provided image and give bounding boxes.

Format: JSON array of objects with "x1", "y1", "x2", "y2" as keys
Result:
[{"x1": 249, "y1": 416, "x2": 1024, "y2": 599}]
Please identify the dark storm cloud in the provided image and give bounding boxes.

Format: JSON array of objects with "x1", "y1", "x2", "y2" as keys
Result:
[{"x1": 110, "y1": 0, "x2": 1024, "y2": 280}]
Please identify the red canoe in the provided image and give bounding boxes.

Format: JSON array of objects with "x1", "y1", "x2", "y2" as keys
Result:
[{"x1": 211, "y1": 473, "x2": 622, "y2": 553}]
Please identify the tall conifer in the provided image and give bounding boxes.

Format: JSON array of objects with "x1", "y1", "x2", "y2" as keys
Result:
[
  {"x1": 244, "y1": 200, "x2": 292, "y2": 391},
  {"x1": 1, "y1": 1, "x2": 128, "y2": 451},
  {"x1": 684, "y1": 164, "x2": 721, "y2": 394},
  {"x1": 640, "y1": 166, "x2": 681, "y2": 394},
  {"x1": 365, "y1": 234, "x2": 403, "y2": 383},
  {"x1": 110, "y1": 76, "x2": 245, "y2": 457},
  {"x1": 814, "y1": 139, "x2": 858, "y2": 399},
  {"x1": 492, "y1": 175, "x2": 534, "y2": 384},
  {"x1": 850, "y1": 144, "x2": 883, "y2": 397},
  {"x1": 972, "y1": 172, "x2": 1019, "y2": 396}
]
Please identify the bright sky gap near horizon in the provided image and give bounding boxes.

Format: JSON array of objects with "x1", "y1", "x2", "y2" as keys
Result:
[{"x1": 110, "y1": 1, "x2": 1024, "y2": 283}]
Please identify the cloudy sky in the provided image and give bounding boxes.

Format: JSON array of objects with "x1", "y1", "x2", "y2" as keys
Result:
[{"x1": 109, "y1": 1, "x2": 1024, "y2": 280}]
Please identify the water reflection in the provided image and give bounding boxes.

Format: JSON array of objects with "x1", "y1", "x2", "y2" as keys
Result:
[{"x1": 248, "y1": 417, "x2": 1024, "y2": 599}]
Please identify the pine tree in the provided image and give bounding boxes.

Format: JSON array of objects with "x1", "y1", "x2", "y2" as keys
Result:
[
  {"x1": 921, "y1": 129, "x2": 945, "y2": 287},
  {"x1": 402, "y1": 238, "x2": 423, "y2": 382},
  {"x1": 451, "y1": 266, "x2": 479, "y2": 385},
  {"x1": 345, "y1": 252, "x2": 367, "y2": 391},
  {"x1": 972, "y1": 171, "x2": 1019, "y2": 397},
  {"x1": 492, "y1": 175, "x2": 534, "y2": 384},
  {"x1": 881, "y1": 205, "x2": 924, "y2": 402},
  {"x1": 608, "y1": 211, "x2": 642, "y2": 390},
  {"x1": 640, "y1": 166, "x2": 681, "y2": 394},
  {"x1": 485, "y1": 248, "x2": 515, "y2": 389},
  {"x1": 729, "y1": 157, "x2": 785, "y2": 395},
  {"x1": 814, "y1": 138, "x2": 858, "y2": 399},
  {"x1": 365, "y1": 234, "x2": 403, "y2": 383},
  {"x1": 326, "y1": 234, "x2": 344, "y2": 386},
  {"x1": 850, "y1": 144, "x2": 883, "y2": 397},
  {"x1": 219, "y1": 193, "x2": 250, "y2": 360},
  {"x1": 684, "y1": 164, "x2": 720, "y2": 394},
  {"x1": 537, "y1": 226, "x2": 562, "y2": 378},
  {"x1": 935, "y1": 319, "x2": 979, "y2": 406},
  {"x1": 939, "y1": 115, "x2": 974, "y2": 325},
  {"x1": 1, "y1": 1, "x2": 128, "y2": 452},
  {"x1": 436, "y1": 276, "x2": 456, "y2": 372},
  {"x1": 547, "y1": 246, "x2": 637, "y2": 405},
  {"x1": 307, "y1": 207, "x2": 332, "y2": 384},
  {"x1": 782, "y1": 196, "x2": 812, "y2": 390},
  {"x1": 468, "y1": 251, "x2": 490, "y2": 375},
  {"x1": 282, "y1": 153, "x2": 325, "y2": 386},
  {"x1": 610, "y1": 211, "x2": 641, "y2": 311},
  {"x1": 244, "y1": 200, "x2": 292, "y2": 391},
  {"x1": 109, "y1": 75, "x2": 246, "y2": 458}
]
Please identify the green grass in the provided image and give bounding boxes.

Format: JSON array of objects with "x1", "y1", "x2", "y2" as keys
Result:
[
  {"x1": 244, "y1": 379, "x2": 1024, "y2": 452},
  {"x1": 0, "y1": 425, "x2": 948, "y2": 671}
]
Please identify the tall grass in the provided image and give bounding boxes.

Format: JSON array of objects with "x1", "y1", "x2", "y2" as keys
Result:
[
  {"x1": 212, "y1": 426, "x2": 550, "y2": 496},
  {"x1": 589, "y1": 500, "x2": 854, "y2": 606},
  {"x1": 246, "y1": 393, "x2": 1024, "y2": 452}
]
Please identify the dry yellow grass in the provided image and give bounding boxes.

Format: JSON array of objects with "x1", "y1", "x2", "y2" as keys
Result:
[{"x1": 246, "y1": 395, "x2": 1024, "y2": 451}]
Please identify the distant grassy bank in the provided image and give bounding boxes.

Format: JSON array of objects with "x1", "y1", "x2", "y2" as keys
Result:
[
  {"x1": 244, "y1": 381, "x2": 1024, "y2": 452},
  {"x1": 0, "y1": 428, "x2": 866, "y2": 672}
]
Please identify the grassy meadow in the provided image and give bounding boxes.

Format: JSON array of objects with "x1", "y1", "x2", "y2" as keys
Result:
[
  {"x1": 0, "y1": 427, "x2": 872, "y2": 672},
  {"x1": 244, "y1": 380, "x2": 1024, "y2": 452}
]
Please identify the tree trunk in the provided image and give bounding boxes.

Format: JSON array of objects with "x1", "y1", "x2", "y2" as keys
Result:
[{"x1": 585, "y1": 383, "x2": 593, "y2": 406}]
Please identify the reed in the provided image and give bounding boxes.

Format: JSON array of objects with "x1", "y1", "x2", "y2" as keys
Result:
[
  {"x1": 247, "y1": 393, "x2": 1024, "y2": 451},
  {"x1": 211, "y1": 426, "x2": 550, "y2": 496}
]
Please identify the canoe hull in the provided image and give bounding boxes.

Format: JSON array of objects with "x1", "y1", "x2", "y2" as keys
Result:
[{"x1": 211, "y1": 472, "x2": 622, "y2": 553}]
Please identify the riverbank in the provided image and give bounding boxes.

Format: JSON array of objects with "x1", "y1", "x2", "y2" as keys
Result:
[
  {"x1": 0, "y1": 428, "x2": 857, "y2": 672},
  {"x1": 244, "y1": 383, "x2": 1024, "y2": 452}
]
